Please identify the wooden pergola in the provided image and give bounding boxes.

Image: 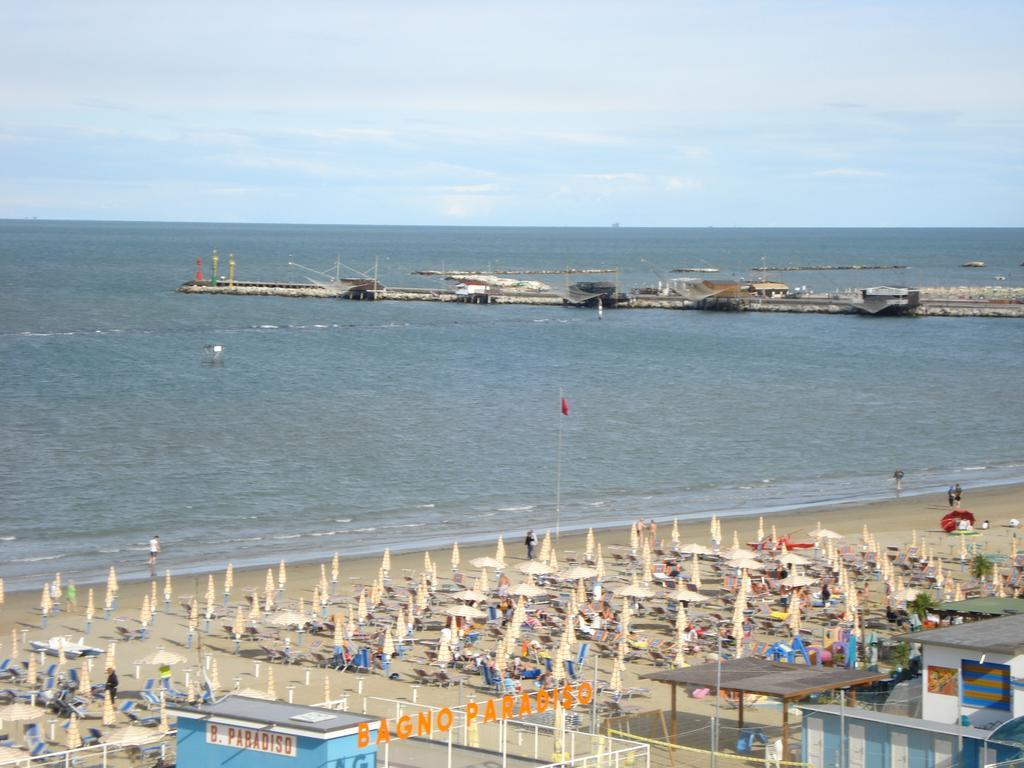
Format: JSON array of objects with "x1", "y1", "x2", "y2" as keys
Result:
[{"x1": 642, "y1": 658, "x2": 886, "y2": 758}]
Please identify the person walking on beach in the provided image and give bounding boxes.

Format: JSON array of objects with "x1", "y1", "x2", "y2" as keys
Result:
[
  {"x1": 64, "y1": 580, "x2": 77, "y2": 613},
  {"x1": 893, "y1": 468, "x2": 904, "y2": 493},
  {"x1": 947, "y1": 486, "x2": 956, "y2": 508},
  {"x1": 954, "y1": 484, "x2": 963, "y2": 508},
  {"x1": 648, "y1": 520, "x2": 658, "y2": 549},
  {"x1": 148, "y1": 535, "x2": 160, "y2": 573},
  {"x1": 105, "y1": 667, "x2": 118, "y2": 702},
  {"x1": 524, "y1": 530, "x2": 538, "y2": 560}
]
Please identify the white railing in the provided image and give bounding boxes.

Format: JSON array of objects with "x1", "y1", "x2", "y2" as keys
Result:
[{"x1": 0, "y1": 734, "x2": 175, "y2": 767}]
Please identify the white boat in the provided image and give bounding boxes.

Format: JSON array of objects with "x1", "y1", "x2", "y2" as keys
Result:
[
  {"x1": 961, "y1": 261, "x2": 986, "y2": 268},
  {"x1": 29, "y1": 636, "x2": 103, "y2": 658}
]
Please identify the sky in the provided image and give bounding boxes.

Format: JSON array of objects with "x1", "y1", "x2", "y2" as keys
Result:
[{"x1": 2, "y1": 0, "x2": 1022, "y2": 226}]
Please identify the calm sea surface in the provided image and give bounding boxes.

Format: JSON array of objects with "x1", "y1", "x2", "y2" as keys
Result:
[{"x1": 1, "y1": 222, "x2": 1022, "y2": 590}]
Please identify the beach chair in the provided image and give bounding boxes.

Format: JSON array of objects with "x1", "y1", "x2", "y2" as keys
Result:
[
  {"x1": 576, "y1": 642, "x2": 590, "y2": 667},
  {"x1": 82, "y1": 727, "x2": 103, "y2": 746},
  {"x1": 24, "y1": 723, "x2": 51, "y2": 757},
  {"x1": 351, "y1": 648, "x2": 371, "y2": 673}
]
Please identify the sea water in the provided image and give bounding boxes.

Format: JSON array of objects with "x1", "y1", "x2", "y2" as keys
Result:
[{"x1": 1, "y1": 221, "x2": 1022, "y2": 589}]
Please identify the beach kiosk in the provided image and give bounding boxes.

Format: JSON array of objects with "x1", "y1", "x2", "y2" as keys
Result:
[{"x1": 170, "y1": 696, "x2": 379, "y2": 768}]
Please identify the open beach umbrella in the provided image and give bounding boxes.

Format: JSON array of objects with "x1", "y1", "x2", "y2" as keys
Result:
[
  {"x1": 139, "y1": 647, "x2": 187, "y2": 667},
  {"x1": 814, "y1": 528, "x2": 843, "y2": 540},
  {"x1": 0, "y1": 701, "x2": 43, "y2": 724},
  {"x1": 451, "y1": 589, "x2": 488, "y2": 603},
  {"x1": 269, "y1": 610, "x2": 308, "y2": 629},
  {"x1": 668, "y1": 587, "x2": 711, "y2": 603},
  {"x1": 561, "y1": 565, "x2": 597, "y2": 581},
  {"x1": 0, "y1": 746, "x2": 29, "y2": 762},
  {"x1": 446, "y1": 604, "x2": 486, "y2": 620},
  {"x1": 471, "y1": 556, "x2": 503, "y2": 570},
  {"x1": 678, "y1": 543, "x2": 712, "y2": 556},
  {"x1": 509, "y1": 581, "x2": 546, "y2": 598},
  {"x1": 730, "y1": 557, "x2": 763, "y2": 571},
  {"x1": 780, "y1": 552, "x2": 811, "y2": 567},
  {"x1": 516, "y1": 560, "x2": 553, "y2": 576},
  {"x1": 780, "y1": 574, "x2": 816, "y2": 589}
]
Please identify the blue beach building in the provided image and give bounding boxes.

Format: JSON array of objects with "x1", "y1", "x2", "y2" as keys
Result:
[{"x1": 801, "y1": 613, "x2": 1024, "y2": 767}]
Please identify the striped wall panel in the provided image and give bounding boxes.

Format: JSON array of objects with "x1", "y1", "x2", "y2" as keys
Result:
[{"x1": 961, "y1": 660, "x2": 1011, "y2": 711}]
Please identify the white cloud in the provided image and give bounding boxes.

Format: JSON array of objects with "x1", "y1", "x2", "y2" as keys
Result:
[
  {"x1": 578, "y1": 173, "x2": 648, "y2": 183},
  {"x1": 811, "y1": 168, "x2": 888, "y2": 178},
  {"x1": 665, "y1": 176, "x2": 702, "y2": 191}
]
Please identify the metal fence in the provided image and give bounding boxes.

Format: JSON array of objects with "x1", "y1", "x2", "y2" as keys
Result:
[{"x1": 0, "y1": 735, "x2": 175, "y2": 767}]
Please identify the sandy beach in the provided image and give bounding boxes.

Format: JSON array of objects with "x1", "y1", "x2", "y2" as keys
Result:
[{"x1": 1, "y1": 482, "x2": 1021, "y2": 759}]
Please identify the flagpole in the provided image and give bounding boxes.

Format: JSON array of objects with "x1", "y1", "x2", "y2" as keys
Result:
[{"x1": 556, "y1": 387, "x2": 563, "y2": 543}]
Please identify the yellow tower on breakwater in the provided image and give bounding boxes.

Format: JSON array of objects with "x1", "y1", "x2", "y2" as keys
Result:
[
  {"x1": 211, "y1": 250, "x2": 219, "y2": 286},
  {"x1": 228, "y1": 253, "x2": 236, "y2": 288}
]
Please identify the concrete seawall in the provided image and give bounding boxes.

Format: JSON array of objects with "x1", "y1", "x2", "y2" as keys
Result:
[{"x1": 177, "y1": 282, "x2": 1024, "y2": 317}]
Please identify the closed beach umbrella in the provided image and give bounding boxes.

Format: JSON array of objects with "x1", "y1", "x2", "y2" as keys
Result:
[
  {"x1": 210, "y1": 657, "x2": 221, "y2": 693},
  {"x1": 225, "y1": 562, "x2": 234, "y2": 594},
  {"x1": 381, "y1": 548, "x2": 391, "y2": 574},
  {"x1": 312, "y1": 586, "x2": 322, "y2": 616},
  {"x1": 234, "y1": 605, "x2": 245, "y2": 635},
  {"x1": 539, "y1": 532, "x2": 552, "y2": 562},
  {"x1": 596, "y1": 544, "x2": 606, "y2": 581},
  {"x1": 57, "y1": 639, "x2": 67, "y2": 668},
  {"x1": 204, "y1": 590, "x2": 214, "y2": 621},
  {"x1": 620, "y1": 601, "x2": 632, "y2": 635},
  {"x1": 517, "y1": 560, "x2": 553, "y2": 576},
  {"x1": 163, "y1": 571, "x2": 172, "y2": 604},
  {"x1": 671, "y1": 520, "x2": 680, "y2": 547},
  {"x1": 104, "y1": 642, "x2": 116, "y2": 673},
  {"x1": 451, "y1": 542, "x2": 460, "y2": 571},
  {"x1": 159, "y1": 695, "x2": 170, "y2": 734},
  {"x1": 787, "y1": 595, "x2": 802, "y2": 634},
  {"x1": 356, "y1": 590, "x2": 368, "y2": 623},
  {"x1": 26, "y1": 653, "x2": 37, "y2": 688},
  {"x1": 332, "y1": 552, "x2": 340, "y2": 584},
  {"x1": 585, "y1": 528, "x2": 595, "y2": 560},
  {"x1": 278, "y1": 560, "x2": 287, "y2": 590},
  {"x1": 478, "y1": 568, "x2": 490, "y2": 594},
  {"x1": 437, "y1": 637, "x2": 452, "y2": 667},
  {"x1": 205, "y1": 574, "x2": 215, "y2": 606},
  {"x1": 250, "y1": 594, "x2": 261, "y2": 621},
  {"x1": 323, "y1": 673, "x2": 331, "y2": 704},
  {"x1": 10, "y1": 628, "x2": 17, "y2": 655},
  {"x1": 66, "y1": 713, "x2": 82, "y2": 748},
  {"x1": 108, "y1": 566, "x2": 119, "y2": 595},
  {"x1": 266, "y1": 665, "x2": 277, "y2": 699},
  {"x1": 757, "y1": 517, "x2": 765, "y2": 542},
  {"x1": 690, "y1": 554, "x2": 702, "y2": 590},
  {"x1": 139, "y1": 595, "x2": 151, "y2": 626},
  {"x1": 79, "y1": 662, "x2": 92, "y2": 703},
  {"x1": 576, "y1": 579, "x2": 587, "y2": 604},
  {"x1": 102, "y1": 691, "x2": 116, "y2": 726},
  {"x1": 396, "y1": 611, "x2": 407, "y2": 641},
  {"x1": 265, "y1": 568, "x2": 275, "y2": 598},
  {"x1": 548, "y1": 547, "x2": 559, "y2": 571},
  {"x1": 495, "y1": 536, "x2": 506, "y2": 566},
  {"x1": 41, "y1": 583, "x2": 51, "y2": 616},
  {"x1": 382, "y1": 628, "x2": 395, "y2": 659}
]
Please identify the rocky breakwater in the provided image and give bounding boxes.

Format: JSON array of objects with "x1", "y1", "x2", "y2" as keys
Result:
[{"x1": 177, "y1": 281, "x2": 335, "y2": 298}]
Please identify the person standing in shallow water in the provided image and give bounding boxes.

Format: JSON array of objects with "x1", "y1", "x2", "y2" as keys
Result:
[
  {"x1": 893, "y1": 468, "x2": 904, "y2": 493},
  {"x1": 148, "y1": 535, "x2": 160, "y2": 574}
]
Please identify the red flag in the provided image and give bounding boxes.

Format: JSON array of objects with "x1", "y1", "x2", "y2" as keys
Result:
[{"x1": 561, "y1": 397, "x2": 570, "y2": 416}]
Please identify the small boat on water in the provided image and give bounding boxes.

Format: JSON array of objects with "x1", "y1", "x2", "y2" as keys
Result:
[
  {"x1": 961, "y1": 261, "x2": 986, "y2": 268},
  {"x1": 671, "y1": 267, "x2": 720, "y2": 273},
  {"x1": 29, "y1": 636, "x2": 104, "y2": 658}
]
